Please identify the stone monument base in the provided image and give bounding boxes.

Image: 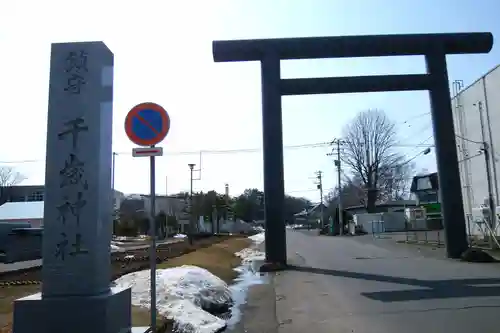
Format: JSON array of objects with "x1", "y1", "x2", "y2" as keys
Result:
[{"x1": 12, "y1": 286, "x2": 132, "y2": 333}]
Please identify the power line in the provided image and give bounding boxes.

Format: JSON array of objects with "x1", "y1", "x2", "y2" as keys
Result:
[
  {"x1": 455, "y1": 134, "x2": 483, "y2": 145},
  {"x1": 115, "y1": 142, "x2": 332, "y2": 156},
  {"x1": 0, "y1": 159, "x2": 41, "y2": 164},
  {"x1": 399, "y1": 112, "x2": 431, "y2": 125},
  {"x1": 286, "y1": 188, "x2": 335, "y2": 194},
  {"x1": 0, "y1": 140, "x2": 432, "y2": 164},
  {"x1": 404, "y1": 135, "x2": 434, "y2": 156},
  {"x1": 416, "y1": 135, "x2": 433, "y2": 145},
  {"x1": 398, "y1": 122, "x2": 433, "y2": 145},
  {"x1": 0, "y1": 142, "x2": 331, "y2": 164},
  {"x1": 458, "y1": 152, "x2": 482, "y2": 163}
]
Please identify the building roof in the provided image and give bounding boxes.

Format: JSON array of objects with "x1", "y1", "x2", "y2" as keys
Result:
[
  {"x1": 0, "y1": 202, "x2": 44, "y2": 220},
  {"x1": 294, "y1": 203, "x2": 327, "y2": 217}
]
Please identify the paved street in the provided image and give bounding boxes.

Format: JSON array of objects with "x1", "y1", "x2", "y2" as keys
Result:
[{"x1": 243, "y1": 230, "x2": 500, "y2": 333}]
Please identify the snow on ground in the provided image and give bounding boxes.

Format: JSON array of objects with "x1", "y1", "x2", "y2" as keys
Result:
[
  {"x1": 110, "y1": 244, "x2": 120, "y2": 250},
  {"x1": 248, "y1": 232, "x2": 265, "y2": 244},
  {"x1": 114, "y1": 265, "x2": 231, "y2": 333},
  {"x1": 113, "y1": 232, "x2": 267, "y2": 333},
  {"x1": 173, "y1": 233, "x2": 188, "y2": 239},
  {"x1": 234, "y1": 248, "x2": 265, "y2": 264},
  {"x1": 227, "y1": 234, "x2": 267, "y2": 328}
]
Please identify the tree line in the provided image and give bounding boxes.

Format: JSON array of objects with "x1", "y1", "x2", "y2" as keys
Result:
[{"x1": 114, "y1": 188, "x2": 313, "y2": 237}]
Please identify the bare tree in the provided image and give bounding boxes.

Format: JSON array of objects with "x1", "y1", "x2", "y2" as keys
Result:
[
  {"x1": 378, "y1": 161, "x2": 415, "y2": 201},
  {"x1": 325, "y1": 174, "x2": 365, "y2": 208},
  {"x1": 341, "y1": 109, "x2": 408, "y2": 212},
  {"x1": 0, "y1": 166, "x2": 25, "y2": 204}
]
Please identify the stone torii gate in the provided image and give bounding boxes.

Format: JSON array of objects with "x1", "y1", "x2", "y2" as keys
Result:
[{"x1": 212, "y1": 32, "x2": 494, "y2": 266}]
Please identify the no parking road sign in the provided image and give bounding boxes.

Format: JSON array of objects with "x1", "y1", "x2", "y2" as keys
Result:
[
  {"x1": 125, "y1": 102, "x2": 170, "y2": 147},
  {"x1": 124, "y1": 101, "x2": 171, "y2": 332}
]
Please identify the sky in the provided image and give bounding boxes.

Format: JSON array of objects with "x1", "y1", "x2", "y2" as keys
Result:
[{"x1": 1, "y1": 0, "x2": 500, "y2": 203}]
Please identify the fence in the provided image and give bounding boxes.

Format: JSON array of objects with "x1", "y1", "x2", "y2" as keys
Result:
[
  {"x1": 354, "y1": 212, "x2": 407, "y2": 235},
  {"x1": 1, "y1": 228, "x2": 42, "y2": 263}
]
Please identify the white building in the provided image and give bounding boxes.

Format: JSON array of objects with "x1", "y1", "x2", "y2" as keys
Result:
[
  {"x1": 452, "y1": 64, "x2": 500, "y2": 228},
  {"x1": 139, "y1": 195, "x2": 186, "y2": 217},
  {"x1": 123, "y1": 194, "x2": 190, "y2": 233},
  {"x1": 113, "y1": 190, "x2": 126, "y2": 210}
]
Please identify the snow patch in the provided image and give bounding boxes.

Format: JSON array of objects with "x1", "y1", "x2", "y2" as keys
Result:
[
  {"x1": 235, "y1": 248, "x2": 265, "y2": 264},
  {"x1": 248, "y1": 232, "x2": 265, "y2": 244},
  {"x1": 224, "y1": 232, "x2": 267, "y2": 329},
  {"x1": 114, "y1": 265, "x2": 231, "y2": 333}
]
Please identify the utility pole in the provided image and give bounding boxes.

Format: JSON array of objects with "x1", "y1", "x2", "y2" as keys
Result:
[
  {"x1": 315, "y1": 171, "x2": 324, "y2": 228},
  {"x1": 477, "y1": 101, "x2": 497, "y2": 244},
  {"x1": 335, "y1": 140, "x2": 343, "y2": 235},
  {"x1": 111, "y1": 152, "x2": 117, "y2": 191},
  {"x1": 328, "y1": 139, "x2": 344, "y2": 235},
  {"x1": 188, "y1": 163, "x2": 195, "y2": 245}
]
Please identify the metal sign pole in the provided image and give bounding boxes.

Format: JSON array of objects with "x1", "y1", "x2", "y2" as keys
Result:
[
  {"x1": 149, "y1": 145, "x2": 157, "y2": 332},
  {"x1": 124, "y1": 102, "x2": 170, "y2": 332}
]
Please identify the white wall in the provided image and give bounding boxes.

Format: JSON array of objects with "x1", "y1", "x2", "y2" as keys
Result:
[
  {"x1": 354, "y1": 212, "x2": 406, "y2": 233},
  {"x1": 141, "y1": 196, "x2": 185, "y2": 217},
  {"x1": 113, "y1": 190, "x2": 126, "y2": 210},
  {"x1": 452, "y1": 65, "x2": 500, "y2": 218}
]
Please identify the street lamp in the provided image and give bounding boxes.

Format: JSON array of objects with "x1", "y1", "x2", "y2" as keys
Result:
[{"x1": 188, "y1": 164, "x2": 195, "y2": 244}]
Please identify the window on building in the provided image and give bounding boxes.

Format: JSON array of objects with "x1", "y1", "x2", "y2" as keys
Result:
[
  {"x1": 27, "y1": 191, "x2": 44, "y2": 202},
  {"x1": 416, "y1": 191, "x2": 439, "y2": 204},
  {"x1": 416, "y1": 177, "x2": 433, "y2": 191}
]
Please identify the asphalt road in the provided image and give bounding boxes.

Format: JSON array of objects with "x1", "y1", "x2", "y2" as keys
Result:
[{"x1": 274, "y1": 230, "x2": 500, "y2": 333}]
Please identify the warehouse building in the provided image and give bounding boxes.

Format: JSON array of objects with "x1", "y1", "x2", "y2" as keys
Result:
[{"x1": 451, "y1": 64, "x2": 500, "y2": 235}]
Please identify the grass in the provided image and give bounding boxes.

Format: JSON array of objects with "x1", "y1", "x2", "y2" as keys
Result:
[
  {"x1": 0, "y1": 236, "x2": 252, "y2": 333},
  {"x1": 0, "y1": 285, "x2": 39, "y2": 333},
  {"x1": 157, "y1": 237, "x2": 252, "y2": 282}
]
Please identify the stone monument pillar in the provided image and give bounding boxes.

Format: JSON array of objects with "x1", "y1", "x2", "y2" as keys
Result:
[{"x1": 13, "y1": 41, "x2": 132, "y2": 333}]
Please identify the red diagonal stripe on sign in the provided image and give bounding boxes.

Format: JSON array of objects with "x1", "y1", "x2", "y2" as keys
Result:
[{"x1": 135, "y1": 113, "x2": 161, "y2": 136}]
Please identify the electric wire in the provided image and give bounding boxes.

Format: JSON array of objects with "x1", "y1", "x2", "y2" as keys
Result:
[{"x1": 0, "y1": 140, "x2": 435, "y2": 164}]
